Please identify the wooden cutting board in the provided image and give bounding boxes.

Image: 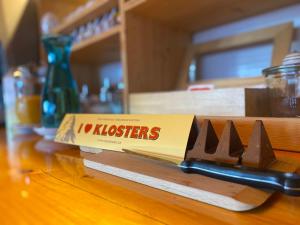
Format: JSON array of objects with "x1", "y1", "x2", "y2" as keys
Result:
[{"x1": 80, "y1": 149, "x2": 300, "y2": 212}]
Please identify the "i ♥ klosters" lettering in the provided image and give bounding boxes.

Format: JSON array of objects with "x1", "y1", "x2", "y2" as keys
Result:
[{"x1": 77, "y1": 123, "x2": 161, "y2": 140}]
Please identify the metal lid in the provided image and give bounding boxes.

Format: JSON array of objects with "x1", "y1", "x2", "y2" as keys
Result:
[
  {"x1": 283, "y1": 52, "x2": 300, "y2": 65},
  {"x1": 263, "y1": 52, "x2": 300, "y2": 76}
]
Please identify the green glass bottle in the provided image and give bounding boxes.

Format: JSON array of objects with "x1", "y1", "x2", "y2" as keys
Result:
[{"x1": 42, "y1": 35, "x2": 79, "y2": 128}]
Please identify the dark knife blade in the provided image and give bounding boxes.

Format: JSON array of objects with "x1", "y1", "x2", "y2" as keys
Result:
[
  {"x1": 180, "y1": 160, "x2": 300, "y2": 196},
  {"x1": 122, "y1": 148, "x2": 300, "y2": 196}
]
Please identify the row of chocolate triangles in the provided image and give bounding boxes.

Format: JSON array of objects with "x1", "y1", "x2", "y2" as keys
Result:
[{"x1": 185, "y1": 120, "x2": 276, "y2": 169}]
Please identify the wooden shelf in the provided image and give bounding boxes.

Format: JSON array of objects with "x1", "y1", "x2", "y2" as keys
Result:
[
  {"x1": 71, "y1": 25, "x2": 121, "y2": 64},
  {"x1": 124, "y1": 0, "x2": 299, "y2": 32},
  {"x1": 53, "y1": 0, "x2": 118, "y2": 34},
  {"x1": 46, "y1": 0, "x2": 300, "y2": 113}
]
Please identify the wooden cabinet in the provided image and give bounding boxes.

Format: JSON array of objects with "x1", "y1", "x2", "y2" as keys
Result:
[{"x1": 49, "y1": 0, "x2": 299, "y2": 112}]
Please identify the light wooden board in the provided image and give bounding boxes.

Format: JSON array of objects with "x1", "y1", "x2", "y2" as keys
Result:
[
  {"x1": 129, "y1": 88, "x2": 270, "y2": 116},
  {"x1": 189, "y1": 76, "x2": 266, "y2": 89},
  {"x1": 81, "y1": 150, "x2": 283, "y2": 211},
  {"x1": 130, "y1": 89, "x2": 245, "y2": 116}
]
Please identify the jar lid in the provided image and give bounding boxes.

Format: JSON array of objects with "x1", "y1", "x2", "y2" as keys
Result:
[
  {"x1": 283, "y1": 52, "x2": 300, "y2": 65},
  {"x1": 263, "y1": 52, "x2": 300, "y2": 76}
]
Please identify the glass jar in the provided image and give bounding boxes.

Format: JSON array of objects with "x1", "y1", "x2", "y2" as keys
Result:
[
  {"x1": 263, "y1": 54, "x2": 300, "y2": 117},
  {"x1": 15, "y1": 66, "x2": 42, "y2": 125},
  {"x1": 3, "y1": 66, "x2": 42, "y2": 138}
]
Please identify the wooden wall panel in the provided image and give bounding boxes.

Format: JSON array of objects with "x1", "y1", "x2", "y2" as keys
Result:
[
  {"x1": 71, "y1": 64, "x2": 100, "y2": 95},
  {"x1": 123, "y1": 12, "x2": 191, "y2": 93}
]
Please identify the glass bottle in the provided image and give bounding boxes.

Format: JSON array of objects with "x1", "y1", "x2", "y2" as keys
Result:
[{"x1": 42, "y1": 35, "x2": 79, "y2": 128}]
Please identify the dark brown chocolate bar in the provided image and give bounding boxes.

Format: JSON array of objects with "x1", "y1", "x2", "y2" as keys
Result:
[{"x1": 185, "y1": 119, "x2": 276, "y2": 169}]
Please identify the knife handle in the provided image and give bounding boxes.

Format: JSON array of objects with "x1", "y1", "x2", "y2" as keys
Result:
[{"x1": 180, "y1": 160, "x2": 300, "y2": 196}]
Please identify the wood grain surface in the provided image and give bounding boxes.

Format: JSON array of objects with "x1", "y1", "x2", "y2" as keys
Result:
[
  {"x1": 129, "y1": 88, "x2": 270, "y2": 116},
  {"x1": 123, "y1": 0, "x2": 298, "y2": 32},
  {"x1": 0, "y1": 129, "x2": 300, "y2": 224},
  {"x1": 81, "y1": 150, "x2": 275, "y2": 211}
]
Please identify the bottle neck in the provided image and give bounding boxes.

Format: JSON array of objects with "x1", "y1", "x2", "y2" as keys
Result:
[
  {"x1": 47, "y1": 49, "x2": 70, "y2": 66},
  {"x1": 42, "y1": 35, "x2": 75, "y2": 87},
  {"x1": 43, "y1": 35, "x2": 72, "y2": 66}
]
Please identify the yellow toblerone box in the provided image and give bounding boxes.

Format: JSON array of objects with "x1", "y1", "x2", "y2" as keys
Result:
[{"x1": 55, "y1": 114, "x2": 195, "y2": 160}]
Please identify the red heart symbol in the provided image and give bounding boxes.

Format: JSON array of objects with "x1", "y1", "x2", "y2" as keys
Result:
[{"x1": 84, "y1": 124, "x2": 93, "y2": 133}]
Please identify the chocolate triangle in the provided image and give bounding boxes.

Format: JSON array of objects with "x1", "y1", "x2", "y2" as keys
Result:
[
  {"x1": 242, "y1": 120, "x2": 276, "y2": 169},
  {"x1": 214, "y1": 120, "x2": 244, "y2": 164},
  {"x1": 185, "y1": 119, "x2": 219, "y2": 161}
]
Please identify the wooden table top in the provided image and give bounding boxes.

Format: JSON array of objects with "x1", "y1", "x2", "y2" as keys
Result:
[{"x1": 0, "y1": 129, "x2": 300, "y2": 225}]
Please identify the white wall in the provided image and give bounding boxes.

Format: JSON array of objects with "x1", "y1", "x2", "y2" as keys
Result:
[{"x1": 192, "y1": 3, "x2": 300, "y2": 80}]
